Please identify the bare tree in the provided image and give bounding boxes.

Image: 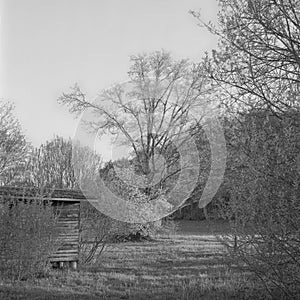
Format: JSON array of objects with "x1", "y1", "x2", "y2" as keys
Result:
[
  {"x1": 58, "y1": 51, "x2": 211, "y2": 191},
  {"x1": 23, "y1": 136, "x2": 102, "y2": 189},
  {"x1": 0, "y1": 101, "x2": 28, "y2": 185}
]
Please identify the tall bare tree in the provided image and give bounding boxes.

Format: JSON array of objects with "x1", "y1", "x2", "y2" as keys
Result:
[{"x1": 59, "y1": 50, "x2": 212, "y2": 194}]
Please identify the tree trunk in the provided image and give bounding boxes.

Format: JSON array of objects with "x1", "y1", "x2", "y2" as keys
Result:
[{"x1": 203, "y1": 205, "x2": 209, "y2": 220}]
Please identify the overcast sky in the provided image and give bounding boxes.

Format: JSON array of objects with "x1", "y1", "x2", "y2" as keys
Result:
[{"x1": 1, "y1": 0, "x2": 219, "y2": 160}]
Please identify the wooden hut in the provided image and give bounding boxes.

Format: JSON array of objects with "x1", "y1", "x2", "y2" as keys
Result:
[{"x1": 0, "y1": 186, "x2": 87, "y2": 270}]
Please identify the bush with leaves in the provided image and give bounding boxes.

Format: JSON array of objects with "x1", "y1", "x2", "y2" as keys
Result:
[
  {"x1": 99, "y1": 161, "x2": 175, "y2": 237},
  {"x1": 192, "y1": 0, "x2": 300, "y2": 297},
  {"x1": 78, "y1": 201, "x2": 169, "y2": 265},
  {"x1": 217, "y1": 111, "x2": 300, "y2": 299},
  {"x1": 78, "y1": 161, "x2": 173, "y2": 265},
  {"x1": 0, "y1": 199, "x2": 61, "y2": 280}
]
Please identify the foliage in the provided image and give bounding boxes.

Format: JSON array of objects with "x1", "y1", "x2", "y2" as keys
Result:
[
  {"x1": 213, "y1": 111, "x2": 300, "y2": 299},
  {"x1": 0, "y1": 198, "x2": 61, "y2": 280},
  {"x1": 219, "y1": 111, "x2": 300, "y2": 298},
  {"x1": 78, "y1": 159, "x2": 175, "y2": 265},
  {"x1": 0, "y1": 101, "x2": 29, "y2": 185},
  {"x1": 79, "y1": 201, "x2": 132, "y2": 264},
  {"x1": 78, "y1": 202, "x2": 172, "y2": 265},
  {"x1": 99, "y1": 161, "x2": 174, "y2": 238},
  {"x1": 23, "y1": 136, "x2": 102, "y2": 189},
  {"x1": 193, "y1": 0, "x2": 300, "y2": 116},
  {"x1": 192, "y1": 1, "x2": 300, "y2": 297}
]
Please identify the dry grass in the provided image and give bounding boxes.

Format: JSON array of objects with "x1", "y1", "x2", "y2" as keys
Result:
[{"x1": 0, "y1": 221, "x2": 265, "y2": 299}]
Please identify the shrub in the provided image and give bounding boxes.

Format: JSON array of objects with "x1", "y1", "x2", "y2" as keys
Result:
[
  {"x1": 218, "y1": 112, "x2": 300, "y2": 299},
  {"x1": 79, "y1": 201, "x2": 127, "y2": 264},
  {"x1": 79, "y1": 202, "x2": 174, "y2": 265},
  {"x1": 0, "y1": 199, "x2": 61, "y2": 280}
]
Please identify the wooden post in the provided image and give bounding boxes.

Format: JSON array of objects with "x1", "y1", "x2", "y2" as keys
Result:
[
  {"x1": 70, "y1": 261, "x2": 78, "y2": 270},
  {"x1": 203, "y1": 205, "x2": 209, "y2": 220}
]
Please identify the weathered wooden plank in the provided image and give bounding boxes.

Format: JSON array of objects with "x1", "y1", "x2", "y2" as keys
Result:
[
  {"x1": 54, "y1": 249, "x2": 79, "y2": 252},
  {"x1": 50, "y1": 256, "x2": 78, "y2": 262}
]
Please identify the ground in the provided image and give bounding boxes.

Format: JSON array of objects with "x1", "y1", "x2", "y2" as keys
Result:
[{"x1": 0, "y1": 220, "x2": 264, "y2": 300}]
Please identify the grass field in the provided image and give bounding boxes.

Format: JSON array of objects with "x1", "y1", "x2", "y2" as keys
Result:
[{"x1": 0, "y1": 221, "x2": 264, "y2": 300}]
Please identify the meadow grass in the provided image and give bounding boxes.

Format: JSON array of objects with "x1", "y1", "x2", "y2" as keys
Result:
[{"x1": 0, "y1": 220, "x2": 265, "y2": 299}]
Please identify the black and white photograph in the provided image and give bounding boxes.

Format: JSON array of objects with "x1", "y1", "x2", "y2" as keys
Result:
[{"x1": 0, "y1": 0, "x2": 299, "y2": 299}]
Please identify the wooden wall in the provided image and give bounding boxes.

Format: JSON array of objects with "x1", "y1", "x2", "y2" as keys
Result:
[{"x1": 49, "y1": 200, "x2": 80, "y2": 267}]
